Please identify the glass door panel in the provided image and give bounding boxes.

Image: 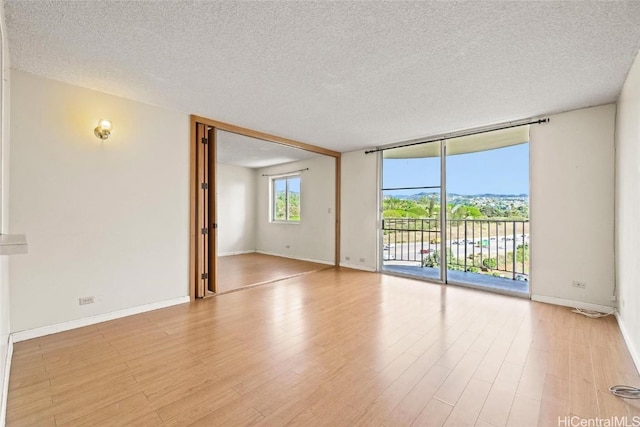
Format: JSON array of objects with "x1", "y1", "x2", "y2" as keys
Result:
[
  {"x1": 381, "y1": 141, "x2": 445, "y2": 282},
  {"x1": 445, "y1": 137, "x2": 530, "y2": 295}
]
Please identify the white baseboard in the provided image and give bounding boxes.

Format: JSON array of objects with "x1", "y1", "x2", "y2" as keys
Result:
[
  {"x1": 11, "y1": 296, "x2": 190, "y2": 343},
  {"x1": 218, "y1": 250, "x2": 256, "y2": 257},
  {"x1": 1, "y1": 334, "x2": 13, "y2": 427},
  {"x1": 255, "y1": 250, "x2": 334, "y2": 266},
  {"x1": 339, "y1": 262, "x2": 377, "y2": 272},
  {"x1": 615, "y1": 311, "x2": 640, "y2": 375},
  {"x1": 531, "y1": 294, "x2": 615, "y2": 314}
]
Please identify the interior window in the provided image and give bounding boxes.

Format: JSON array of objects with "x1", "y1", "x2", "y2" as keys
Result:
[{"x1": 272, "y1": 175, "x2": 301, "y2": 222}]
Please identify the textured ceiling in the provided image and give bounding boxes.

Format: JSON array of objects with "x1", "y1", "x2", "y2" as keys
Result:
[
  {"x1": 217, "y1": 130, "x2": 318, "y2": 169},
  {"x1": 5, "y1": 1, "x2": 640, "y2": 153}
]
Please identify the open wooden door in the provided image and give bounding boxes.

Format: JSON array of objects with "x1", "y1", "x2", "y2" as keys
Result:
[
  {"x1": 207, "y1": 127, "x2": 218, "y2": 294},
  {"x1": 190, "y1": 121, "x2": 217, "y2": 298}
]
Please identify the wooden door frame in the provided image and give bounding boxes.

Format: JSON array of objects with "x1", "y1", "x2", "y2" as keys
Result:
[{"x1": 189, "y1": 115, "x2": 342, "y2": 300}]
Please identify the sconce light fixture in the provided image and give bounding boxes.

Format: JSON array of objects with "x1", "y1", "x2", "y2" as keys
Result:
[{"x1": 94, "y1": 119, "x2": 112, "y2": 140}]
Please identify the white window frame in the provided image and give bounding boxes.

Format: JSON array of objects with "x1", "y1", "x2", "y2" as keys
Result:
[{"x1": 271, "y1": 174, "x2": 301, "y2": 223}]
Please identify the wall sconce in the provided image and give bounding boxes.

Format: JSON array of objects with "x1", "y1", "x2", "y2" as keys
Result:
[{"x1": 94, "y1": 119, "x2": 112, "y2": 140}]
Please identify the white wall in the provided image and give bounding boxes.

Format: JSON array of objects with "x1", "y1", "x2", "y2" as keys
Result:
[
  {"x1": 530, "y1": 104, "x2": 616, "y2": 309},
  {"x1": 615, "y1": 50, "x2": 640, "y2": 368},
  {"x1": 217, "y1": 163, "x2": 256, "y2": 255},
  {"x1": 0, "y1": 0, "x2": 11, "y2": 419},
  {"x1": 339, "y1": 105, "x2": 618, "y2": 301},
  {"x1": 256, "y1": 156, "x2": 335, "y2": 264},
  {"x1": 340, "y1": 150, "x2": 378, "y2": 271},
  {"x1": 9, "y1": 71, "x2": 190, "y2": 332}
]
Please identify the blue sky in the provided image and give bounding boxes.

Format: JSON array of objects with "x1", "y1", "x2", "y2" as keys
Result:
[
  {"x1": 382, "y1": 143, "x2": 529, "y2": 196},
  {"x1": 274, "y1": 176, "x2": 301, "y2": 193}
]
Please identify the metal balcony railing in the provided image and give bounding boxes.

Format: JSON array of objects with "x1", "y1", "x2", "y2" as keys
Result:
[{"x1": 382, "y1": 218, "x2": 530, "y2": 280}]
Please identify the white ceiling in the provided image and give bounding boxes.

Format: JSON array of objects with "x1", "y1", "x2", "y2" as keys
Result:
[
  {"x1": 216, "y1": 130, "x2": 318, "y2": 169},
  {"x1": 5, "y1": 1, "x2": 640, "y2": 153}
]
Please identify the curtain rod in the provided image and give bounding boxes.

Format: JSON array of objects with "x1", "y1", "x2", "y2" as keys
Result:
[
  {"x1": 261, "y1": 168, "x2": 309, "y2": 177},
  {"x1": 364, "y1": 118, "x2": 549, "y2": 155}
]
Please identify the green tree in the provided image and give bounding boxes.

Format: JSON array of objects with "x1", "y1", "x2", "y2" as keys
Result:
[
  {"x1": 482, "y1": 258, "x2": 497, "y2": 269},
  {"x1": 288, "y1": 192, "x2": 300, "y2": 220},
  {"x1": 516, "y1": 244, "x2": 529, "y2": 263},
  {"x1": 274, "y1": 191, "x2": 286, "y2": 220}
]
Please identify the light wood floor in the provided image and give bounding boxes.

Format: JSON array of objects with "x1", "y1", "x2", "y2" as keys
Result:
[
  {"x1": 216, "y1": 253, "x2": 331, "y2": 294},
  {"x1": 7, "y1": 268, "x2": 640, "y2": 426}
]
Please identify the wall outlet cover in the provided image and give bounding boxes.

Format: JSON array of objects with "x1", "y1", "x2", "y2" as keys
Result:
[
  {"x1": 571, "y1": 281, "x2": 586, "y2": 289},
  {"x1": 79, "y1": 296, "x2": 95, "y2": 305}
]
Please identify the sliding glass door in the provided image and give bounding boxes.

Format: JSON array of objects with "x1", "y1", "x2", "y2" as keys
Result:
[
  {"x1": 380, "y1": 126, "x2": 530, "y2": 297},
  {"x1": 445, "y1": 132, "x2": 529, "y2": 295},
  {"x1": 381, "y1": 141, "x2": 446, "y2": 282}
]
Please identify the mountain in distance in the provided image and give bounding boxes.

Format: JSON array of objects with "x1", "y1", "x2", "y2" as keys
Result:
[{"x1": 388, "y1": 192, "x2": 528, "y2": 200}]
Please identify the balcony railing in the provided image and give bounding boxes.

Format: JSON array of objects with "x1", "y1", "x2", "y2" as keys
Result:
[{"x1": 382, "y1": 218, "x2": 529, "y2": 280}]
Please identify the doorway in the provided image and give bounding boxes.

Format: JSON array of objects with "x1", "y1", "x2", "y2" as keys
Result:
[{"x1": 189, "y1": 116, "x2": 341, "y2": 299}]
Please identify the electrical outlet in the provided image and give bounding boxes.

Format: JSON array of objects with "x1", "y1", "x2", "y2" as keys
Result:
[
  {"x1": 285, "y1": 245, "x2": 290, "y2": 249},
  {"x1": 79, "y1": 296, "x2": 95, "y2": 305},
  {"x1": 611, "y1": 295, "x2": 617, "y2": 302},
  {"x1": 345, "y1": 256, "x2": 351, "y2": 261},
  {"x1": 359, "y1": 258, "x2": 365, "y2": 263},
  {"x1": 572, "y1": 281, "x2": 586, "y2": 289}
]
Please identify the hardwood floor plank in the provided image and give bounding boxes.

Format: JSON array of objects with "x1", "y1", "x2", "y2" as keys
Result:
[
  {"x1": 253, "y1": 384, "x2": 329, "y2": 426},
  {"x1": 384, "y1": 364, "x2": 451, "y2": 426},
  {"x1": 478, "y1": 381, "x2": 518, "y2": 426},
  {"x1": 51, "y1": 378, "x2": 144, "y2": 425},
  {"x1": 433, "y1": 349, "x2": 486, "y2": 405},
  {"x1": 443, "y1": 377, "x2": 492, "y2": 426},
  {"x1": 56, "y1": 392, "x2": 152, "y2": 427},
  {"x1": 50, "y1": 372, "x2": 139, "y2": 405},
  {"x1": 6, "y1": 267, "x2": 639, "y2": 427},
  {"x1": 473, "y1": 338, "x2": 513, "y2": 384},
  {"x1": 6, "y1": 396, "x2": 53, "y2": 426},
  {"x1": 506, "y1": 394, "x2": 541, "y2": 427},
  {"x1": 190, "y1": 406, "x2": 264, "y2": 427},
  {"x1": 8, "y1": 364, "x2": 49, "y2": 390},
  {"x1": 538, "y1": 395, "x2": 570, "y2": 427},
  {"x1": 412, "y1": 398, "x2": 453, "y2": 427},
  {"x1": 396, "y1": 339, "x2": 451, "y2": 388},
  {"x1": 144, "y1": 371, "x2": 221, "y2": 409},
  {"x1": 351, "y1": 380, "x2": 412, "y2": 426},
  {"x1": 436, "y1": 331, "x2": 480, "y2": 369},
  {"x1": 159, "y1": 387, "x2": 241, "y2": 426}
]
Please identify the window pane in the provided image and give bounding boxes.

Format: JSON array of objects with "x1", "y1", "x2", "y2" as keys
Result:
[
  {"x1": 287, "y1": 177, "x2": 301, "y2": 221},
  {"x1": 273, "y1": 179, "x2": 286, "y2": 221},
  {"x1": 382, "y1": 142, "x2": 441, "y2": 190}
]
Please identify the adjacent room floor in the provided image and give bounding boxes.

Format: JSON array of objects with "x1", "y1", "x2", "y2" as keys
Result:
[
  {"x1": 7, "y1": 268, "x2": 640, "y2": 426},
  {"x1": 216, "y1": 252, "x2": 331, "y2": 293}
]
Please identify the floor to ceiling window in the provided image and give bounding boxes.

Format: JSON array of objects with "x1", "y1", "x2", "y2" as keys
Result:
[
  {"x1": 381, "y1": 141, "x2": 445, "y2": 281},
  {"x1": 381, "y1": 126, "x2": 530, "y2": 297}
]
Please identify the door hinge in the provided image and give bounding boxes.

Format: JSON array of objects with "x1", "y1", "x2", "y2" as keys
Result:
[
  {"x1": 212, "y1": 223, "x2": 218, "y2": 229},
  {"x1": 201, "y1": 272, "x2": 208, "y2": 280},
  {"x1": 201, "y1": 227, "x2": 208, "y2": 235},
  {"x1": 201, "y1": 182, "x2": 208, "y2": 190},
  {"x1": 201, "y1": 137, "x2": 208, "y2": 145}
]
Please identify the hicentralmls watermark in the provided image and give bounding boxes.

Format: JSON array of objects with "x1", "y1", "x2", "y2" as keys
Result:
[{"x1": 558, "y1": 416, "x2": 640, "y2": 427}]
